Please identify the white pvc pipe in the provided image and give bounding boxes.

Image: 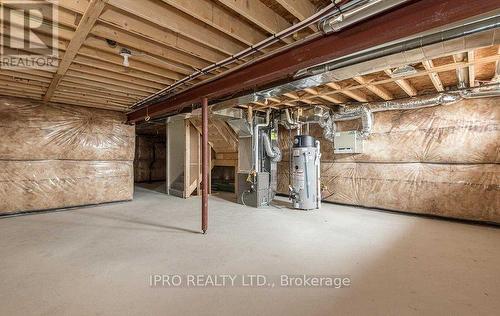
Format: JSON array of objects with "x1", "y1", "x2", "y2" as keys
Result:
[
  {"x1": 253, "y1": 110, "x2": 271, "y2": 172},
  {"x1": 315, "y1": 140, "x2": 321, "y2": 209}
]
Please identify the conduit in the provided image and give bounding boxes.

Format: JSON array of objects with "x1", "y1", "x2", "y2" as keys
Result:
[
  {"x1": 131, "y1": 0, "x2": 366, "y2": 109},
  {"x1": 319, "y1": 0, "x2": 411, "y2": 33}
]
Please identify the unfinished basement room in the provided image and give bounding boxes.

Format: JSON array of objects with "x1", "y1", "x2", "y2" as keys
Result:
[{"x1": 1, "y1": 0, "x2": 499, "y2": 315}]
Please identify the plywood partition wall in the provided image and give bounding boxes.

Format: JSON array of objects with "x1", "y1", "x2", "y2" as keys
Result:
[
  {"x1": 166, "y1": 118, "x2": 186, "y2": 197},
  {"x1": 166, "y1": 117, "x2": 205, "y2": 198}
]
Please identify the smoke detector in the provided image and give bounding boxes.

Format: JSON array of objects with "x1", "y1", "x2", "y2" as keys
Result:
[
  {"x1": 119, "y1": 48, "x2": 132, "y2": 67},
  {"x1": 390, "y1": 65, "x2": 417, "y2": 78}
]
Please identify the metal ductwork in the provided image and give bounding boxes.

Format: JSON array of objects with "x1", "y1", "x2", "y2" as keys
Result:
[
  {"x1": 319, "y1": 0, "x2": 411, "y2": 34},
  {"x1": 362, "y1": 93, "x2": 462, "y2": 112},
  {"x1": 454, "y1": 53, "x2": 469, "y2": 89},
  {"x1": 227, "y1": 119, "x2": 253, "y2": 137},
  {"x1": 319, "y1": 111, "x2": 336, "y2": 142},
  {"x1": 460, "y1": 82, "x2": 500, "y2": 98},
  {"x1": 211, "y1": 15, "x2": 499, "y2": 110},
  {"x1": 331, "y1": 106, "x2": 374, "y2": 138},
  {"x1": 332, "y1": 83, "x2": 500, "y2": 137},
  {"x1": 298, "y1": 15, "x2": 500, "y2": 78},
  {"x1": 262, "y1": 133, "x2": 282, "y2": 162}
]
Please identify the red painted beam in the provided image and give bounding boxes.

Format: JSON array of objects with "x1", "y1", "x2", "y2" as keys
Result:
[
  {"x1": 127, "y1": 0, "x2": 500, "y2": 123},
  {"x1": 201, "y1": 97, "x2": 209, "y2": 234}
]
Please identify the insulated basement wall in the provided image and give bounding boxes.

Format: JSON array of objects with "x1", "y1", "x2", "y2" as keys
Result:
[
  {"x1": 277, "y1": 98, "x2": 500, "y2": 223},
  {"x1": 0, "y1": 96, "x2": 135, "y2": 215},
  {"x1": 134, "y1": 135, "x2": 166, "y2": 183}
]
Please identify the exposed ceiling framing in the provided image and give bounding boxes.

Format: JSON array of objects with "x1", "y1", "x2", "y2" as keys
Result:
[
  {"x1": 242, "y1": 48, "x2": 500, "y2": 110},
  {"x1": 0, "y1": 0, "x2": 499, "y2": 117},
  {"x1": 127, "y1": 0, "x2": 500, "y2": 122},
  {"x1": 0, "y1": 0, "x2": 329, "y2": 111}
]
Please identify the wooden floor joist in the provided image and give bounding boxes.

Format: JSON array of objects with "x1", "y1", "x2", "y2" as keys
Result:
[
  {"x1": 43, "y1": 0, "x2": 108, "y2": 102},
  {"x1": 0, "y1": 0, "x2": 498, "y2": 113}
]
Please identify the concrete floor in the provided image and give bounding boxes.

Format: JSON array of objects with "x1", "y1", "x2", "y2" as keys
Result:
[{"x1": 1, "y1": 186, "x2": 499, "y2": 316}]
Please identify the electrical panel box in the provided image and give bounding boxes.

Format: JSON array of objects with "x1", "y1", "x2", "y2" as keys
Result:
[{"x1": 334, "y1": 131, "x2": 364, "y2": 154}]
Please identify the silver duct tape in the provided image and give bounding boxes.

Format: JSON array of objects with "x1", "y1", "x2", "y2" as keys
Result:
[{"x1": 360, "y1": 107, "x2": 374, "y2": 137}]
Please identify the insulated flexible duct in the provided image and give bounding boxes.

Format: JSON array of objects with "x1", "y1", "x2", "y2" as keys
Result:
[
  {"x1": 365, "y1": 93, "x2": 462, "y2": 112},
  {"x1": 331, "y1": 83, "x2": 500, "y2": 137},
  {"x1": 319, "y1": 111, "x2": 337, "y2": 142},
  {"x1": 332, "y1": 106, "x2": 373, "y2": 138},
  {"x1": 262, "y1": 133, "x2": 282, "y2": 162}
]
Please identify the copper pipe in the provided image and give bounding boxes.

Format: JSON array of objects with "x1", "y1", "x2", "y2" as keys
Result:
[{"x1": 201, "y1": 97, "x2": 209, "y2": 234}]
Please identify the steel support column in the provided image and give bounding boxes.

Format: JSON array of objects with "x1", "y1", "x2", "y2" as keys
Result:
[{"x1": 201, "y1": 97, "x2": 209, "y2": 234}]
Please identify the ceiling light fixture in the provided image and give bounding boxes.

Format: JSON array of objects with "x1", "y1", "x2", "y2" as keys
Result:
[{"x1": 119, "y1": 48, "x2": 132, "y2": 67}]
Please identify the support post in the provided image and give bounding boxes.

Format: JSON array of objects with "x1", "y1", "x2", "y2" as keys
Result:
[{"x1": 201, "y1": 97, "x2": 209, "y2": 234}]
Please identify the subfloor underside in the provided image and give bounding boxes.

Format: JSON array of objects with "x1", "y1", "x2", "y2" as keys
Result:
[{"x1": 0, "y1": 186, "x2": 499, "y2": 315}]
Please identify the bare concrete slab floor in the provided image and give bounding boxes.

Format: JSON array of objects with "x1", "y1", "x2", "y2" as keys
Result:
[{"x1": 1, "y1": 186, "x2": 499, "y2": 316}]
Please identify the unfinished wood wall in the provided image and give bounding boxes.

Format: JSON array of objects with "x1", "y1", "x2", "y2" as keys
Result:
[
  {"x1": 277, "y1": 98, "x2": 500, "y2": 223},
  {"x1": 0, "y1": 96, "x2": 135, "y2": 215}
]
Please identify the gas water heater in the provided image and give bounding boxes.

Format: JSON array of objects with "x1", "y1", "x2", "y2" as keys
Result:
[{"x1": 290, "y1": 135, "x2": 321, "y2": 210}]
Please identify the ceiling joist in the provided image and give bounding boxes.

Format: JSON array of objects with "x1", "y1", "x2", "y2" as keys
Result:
[{"x1": 43, "y1": 0, "x2": 108, "y2": 102}]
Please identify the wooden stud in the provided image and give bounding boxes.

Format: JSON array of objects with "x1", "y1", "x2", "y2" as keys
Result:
[
  {"x1": 304, "y1": 87, "x2": 343, "y2": 104},
  {"x1": 468, "y1": 50, "x2": 476, "y2": 87}
]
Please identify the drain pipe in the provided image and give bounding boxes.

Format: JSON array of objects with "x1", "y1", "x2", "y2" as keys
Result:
[
  {"x1": 315, "y1": 140, "x2": 321, "y2": 209},
  {"x1": 254, "y1": 110, "x2": 271, "y2": 172}
]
